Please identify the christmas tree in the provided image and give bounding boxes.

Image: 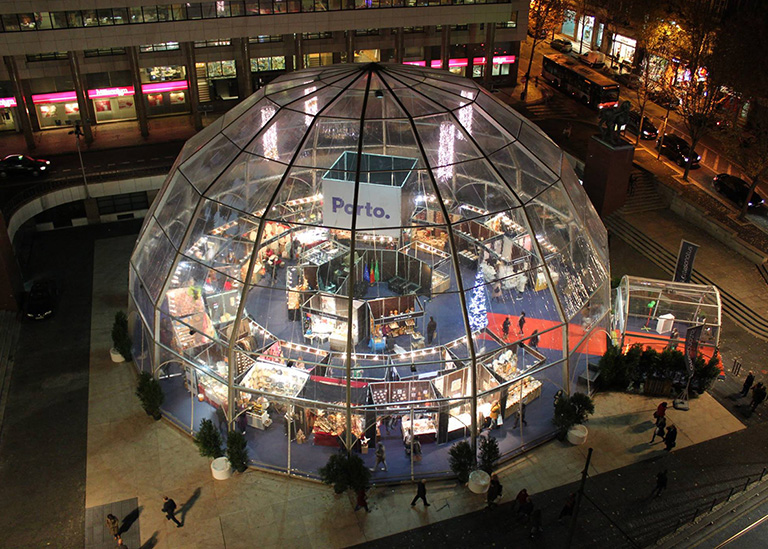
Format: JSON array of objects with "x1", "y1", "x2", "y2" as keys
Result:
[{"x1": 468, "y1": 268, "x2": 489, "y2": 333}]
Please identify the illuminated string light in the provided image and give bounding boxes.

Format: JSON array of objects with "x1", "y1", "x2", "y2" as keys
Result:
[
  {"x1": 437, "y1": 121, "x2": 455, "y2": 181},
  {"x1": 262, "y1": 106, "x2": 278, "y2": 160},
  {"x1": 304, "y1": 86, "x2": 317, "y2": 126}
]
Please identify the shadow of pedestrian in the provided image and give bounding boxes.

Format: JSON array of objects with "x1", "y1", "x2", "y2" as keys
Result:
[
  {"x1": 140, "y1": 531, "x2": 159, "y2": 549},
  {"x1": 179, "y1": 487, "x2": 202, "y2": 525},
  {"x1": 119, "y1": 505, "x2": 142, "y2": 536}
]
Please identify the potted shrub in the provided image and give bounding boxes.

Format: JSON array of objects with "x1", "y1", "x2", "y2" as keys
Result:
[
  {"x1": 478, "y1": 435, "x2": 500, "y2": 474},
  {"x1": 194, "y1": 418, "x2": 231, "y2": 480},
  {"x1": 318, "y1": 451, "x2": 371, "y2": 494},
  {"x1": 135, "y1": 371, "x2": 164, "y2": 420},
  {"x1": 111, "y1": 311, "x2": 132, "y2": 363},
  {"x1": 553, "y1": 392, "x2": 595, "y2": 445},
  {"x1": 226, "y1": 430, "x2": 249, "y2": 473},
  {"x1": 448, "y1": 440, "x2": 475, "y2": 483}
]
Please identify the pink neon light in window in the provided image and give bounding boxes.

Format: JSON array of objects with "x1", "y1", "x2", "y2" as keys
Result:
[
  {"x1": 88, "y1": 86, "x2": 134, "y2": 99},
  {"x1": 0, "y1": 97, "x2": 17, "y2": 108},
  {"x1": 32, "y1": 91, "x2": 78, "y2": 104},
  {"x1": 141, "y1": 81, "x2": 188, "y2": 94},
  {"x1": 422, "y1": 56, "x2": 516, "y2": 69}
]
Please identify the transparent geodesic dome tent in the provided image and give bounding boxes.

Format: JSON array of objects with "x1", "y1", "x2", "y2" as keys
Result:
[{"x1": 129, "y1": 63, "x2": 610, "y2": 480}]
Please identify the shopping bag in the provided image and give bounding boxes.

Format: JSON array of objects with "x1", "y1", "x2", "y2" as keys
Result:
[{"x1": 497, "y1": 415, "x2": 504, "y2": 426}]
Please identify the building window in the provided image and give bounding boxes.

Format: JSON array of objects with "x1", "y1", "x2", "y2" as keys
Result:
[
  {"x1": 84, "y1": 48, "x2": 127, "y2": 57},
  {"x1": 497, "y1": 12, "x2": 517, "y2": 28},
  {"x1": 250, "y1": 35, "x2": 283, "y2": 43},
  {"x1": 251, "y1": 56, "x2": 287, "y2": 72},
  {"x1": 304, "y1": 53, "x2": 334, "y2": 67},
  {"x1": 402, "y1": 27, "x2": 425, "y2": 33},
  {"x1": 140, "y1": 42, "x2": 180, "y2": 53},
  {"x1": 302, "y1": 32, "x2": 333, "y2": 40},
  {"x1": 26, "y1": 52, "x2": 69, "y2": 61},
  {"x1": 194, "y1": 39, "x2": 232, "y2": 48},
  {"x1": 97, "y1": 192, "x2": 150, "y2": 215},
  {"x1": 201, "y1": 60, "x2": 237, "y2": 78},
  {"x1": 355, "y1": 29, "x2": 380, "y2": 36}
]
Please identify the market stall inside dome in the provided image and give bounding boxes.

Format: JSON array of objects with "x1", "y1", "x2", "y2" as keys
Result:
[{"x1": 129, "y1": 62, "x2": 611, "y2": 480}]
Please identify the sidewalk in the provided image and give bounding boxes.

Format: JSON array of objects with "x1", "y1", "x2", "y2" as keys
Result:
[{"x1": 84, "y1": 233, "x2": 745, "y2": 548}]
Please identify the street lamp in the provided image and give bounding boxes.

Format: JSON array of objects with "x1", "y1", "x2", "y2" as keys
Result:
[{"x1": 68, "y1": 121, "x2": 90, "y2": 199}]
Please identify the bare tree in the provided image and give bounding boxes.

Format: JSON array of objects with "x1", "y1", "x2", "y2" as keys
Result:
[
  {"x1": 669, "y1": 0, "x2": 723, "y2": 180},
  {"x1": 720, "y1": 108, "x2": 768, "y2": 220},
  {"x1": 522, "y1": 0, "x2": 567, "y2": 101}
]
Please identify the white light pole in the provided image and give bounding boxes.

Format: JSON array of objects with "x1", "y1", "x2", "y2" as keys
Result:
[{"x1": 69, "y1": 121, "x2": 90, "y2": 199}]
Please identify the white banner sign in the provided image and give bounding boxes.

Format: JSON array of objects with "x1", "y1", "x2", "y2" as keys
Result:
[{"x1": 322, "y1": 178, "x2": 402, "y2": 235}]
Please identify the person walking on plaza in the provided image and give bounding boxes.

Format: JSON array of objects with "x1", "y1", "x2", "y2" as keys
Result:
[
  {"x1": 162, "y1": 496, "x2": 182, "y2": 527},
  {"x1": 487, "y1": 474, "x2": 503, "y2": 508},
  {"x1": 515, "y1": 488, "x2": 530, "y2": 516},
  {"x1": 651, "y1": 415, "x2": 667, "y2": 444},
  {"x1": 411, "y1": 479, "x2": 430, "y2": 507},
  {"x1": 529, "y1": 508, "x2": 543, "y2": 539},
  {"x1": 502, "y1": 316, "x2": 511, "y2": 340},
  {"x1": 663, "y1": 425, "x2": 677, "y2": 452},
  {"x1": 667, "y1": 328, "x2": 680, "y2": 350},
  {"x1": 528, "y1": 329, "x2": 540, "y2": 350},
  {"x1": 558, "y1": 492, "x2": 576, "y2": 522},
  {"x1": 653, "y1": 401, "x2": 668, "y2": 422},
  {"x1": 355, "y1": 488, "x2": 371, "y2": 512},
  {"x1": 512, "y1": 402, "x2": 528, "y2": 428},
  {"x1": 741, "y1": 371, "x2": 755, "y2": 397},
  {"x1": 106, "y1": 513, "x2": 121, "y2": 541},
  {"x1": 750, "y1": 382, "x2": 766, "y2": 412},
  {"x1": 518, "y1": 311, "x2": 526, "y2": 335},
  {"x1": 651, "y1": 469, "x2": 668, "y2": 497},
  {"x1": 371, "y1": 442, "x2": 387, "y2": 471},
  {"x1": 427, "y1": 316, "x2": 437, "y2": 344}
]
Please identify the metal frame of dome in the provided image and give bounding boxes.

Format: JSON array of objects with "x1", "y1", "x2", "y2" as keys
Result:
[{"x1": 129, "y1": 63, "x2": 611, "y2": 479}]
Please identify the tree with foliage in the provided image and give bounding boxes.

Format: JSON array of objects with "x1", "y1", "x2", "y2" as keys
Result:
[
  {"x1": 194, "y1": 418, "x2": 224, "y2": 459},
  {"x1": 135, "y1": 371, "x2": 164, "y2": 419},
  {"x1": 318, "y1": 451, "x2": 371, "y2": 494},
  {"x1": 448, "y1": 440, "x2": 475, "y2": 483},
  {"x1": 478, "y1": 435, "x2": 500, "y2": 474},
  {"x1": 523, "y1": 0, "x2": 567, "y2": 100},
  {"x1": 553, "y1": 392, "x2": 594, "y2": 436},
  {"x1": 226, "y1": 430, "x2": 249, "y2": 472}
]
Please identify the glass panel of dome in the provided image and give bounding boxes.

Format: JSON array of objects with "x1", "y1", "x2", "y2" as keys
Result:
[
  {"x1": 488, "y1": 143, "x2": 559, "y2": 204},
  {"x1": 175, "y1": 116, "x2": 228, "y2": 167},
  {"x1": 179, "y1": 201, "x2": 259, "y2": 280},
  {"x1": 152, "y1": 172, "x2": 201, "y2": 248},
  {"x1": 158, "y1": 301, "x2": 220, "y2": 361},
  {"x1": 379, "y1": 75, "x2": 450, "y2": 116},
  {"x1": 411, "y1": 83, "x2": 482, "y2": 113},
  {"x1": 510, "y1": 361, "x2": 562, "y2": 447},
  {"x1": 314, "y1": 89, "x2": 367, "y2": 121},
  {"x1": 221, "y1": 90, "x2": 264, "y2": 126},
  {"x1": 362, "y1": 119, "x2": 427, "y2": 166},
  {"x1": 205, "y1": 155, "x2": 288, "y2": 216},
  {"x1": 474, "y1": 92, "x2": 525, "y2": 139},
  {"x1": 412, "y1": 114, "x2": 485, "y2": 175},
  {"x1": 438, "y1": 159, "x2": 522, "y2": 218},
  {"x1": 292, "y1": 118, "x2": 365, "y2": 169},
  {"x1": 363, "y1": 87, "x2": 409, "y2": 122},
  {"x1": 451, "y1": 100, "x2": 515, "y2": 156},
  {"x1": 267, "y1": 73, "x2": 358, "y2": 108},
  {"x1": 130, "y1": 265, "x2": 155, "y2": 332},
  {"x1": 221, "y1": 97, "x2": 280, "y2": 148},
  {"x1": 244, "y1": 108, "x2": 316, "y2": 164},
  {"x1": 131, "y1": 218, "x2": 174, "y2": 302},
  {"x1": 517, "y1": 121, "x2": 563, "y2": 178},
  {"x1": 178, "y1": 133, "x2": 242, "y2": 194},
  {"x1": 157, "y1": 359, "x2": 193, "y2": 431}
]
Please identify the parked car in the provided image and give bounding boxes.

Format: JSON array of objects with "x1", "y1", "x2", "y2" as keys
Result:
[
  {"x1": 713, "y1": 173, "x2": 765, "y2": 209},
  {"x1": 0, "y1": 154, "x2": 51, "y2": 178},
  {"x1": 550, "y1": 38, "x2": 572, "y2": 52},
  {"x1": 625, "y1": 111, "x2": 658, "y2": 140},
  {"x1": 578, "y1": 51, "x2": 605, "y2": 68},
  {"x1": 25, "y1": 279, "x2": 57, "y2": 320},
  {"x1": 616, "y1": 73, "x2": 641, "y2": 90},
  {"x1": 656, "y1": 134, "x2": 701, "y2": 167},
  {"x1": 648, "y1": 88, "x2": 679, "y2": 110}
]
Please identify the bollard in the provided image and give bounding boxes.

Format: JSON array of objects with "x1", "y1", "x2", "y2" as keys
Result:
[
  {"x1": 761, "y1": 468, "x2": 766, "y2": 481},
  {"x1": 744, "y1": 478, "x2": 750, "y2": 491},
  {"x1": 710, "y1": 497, "x2": 717, "y2": 512},
  {"x1": 727, "y1": 487, "x2": 734, "y2": 502},
  {"x1": 675, "y1": 518, "x2": 681, "y2": 531},
  {"x1": 692, "y1": 508, "x2": 699, "y2": 523}
]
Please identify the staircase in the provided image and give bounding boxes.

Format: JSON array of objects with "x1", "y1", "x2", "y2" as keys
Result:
[
  {"x1": 0, "y1": 310, "x2": 21, "y2": 434},
  {"x1": 196, "y1": 64, "x2": 211, "y2": 103},
  {"x1": 618, "y1": 168, "x2": 666, "y2": 214},
  {"x1": 605, "y1": 214, "x2": 768, "y2": 341}
]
